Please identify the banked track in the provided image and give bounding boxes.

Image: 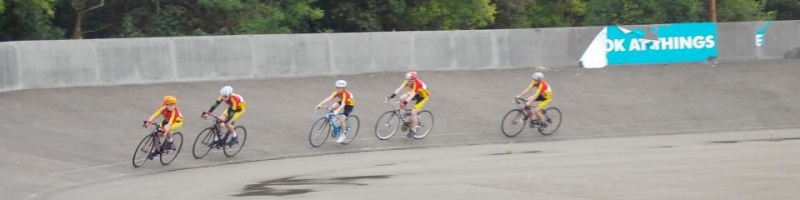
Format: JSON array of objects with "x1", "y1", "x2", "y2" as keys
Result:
[{"x1": 3, "y1": 60, "x2": 800, "y2": 199}]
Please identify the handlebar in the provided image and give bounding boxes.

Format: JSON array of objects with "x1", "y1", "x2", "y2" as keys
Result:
[
  {"x1": 201, "y1": 111, "x2": 225, "y2": 125},
  {"x1": 315, "y1": 106, "x2": 334, "y2": 114},
  {"x1": 142, "y1": 121, "x2": 162, "y2": 130},
  {"x1": 386, "y1": 98, "x2": 413, "y2": 111}
]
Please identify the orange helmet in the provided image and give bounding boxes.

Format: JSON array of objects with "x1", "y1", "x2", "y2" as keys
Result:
[{"x1": 163, "y1": 95, "x2": 177, "y2": 105}]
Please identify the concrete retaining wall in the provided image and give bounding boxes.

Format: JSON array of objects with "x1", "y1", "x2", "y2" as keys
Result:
[
  {"x1": 718, "y1": 21, "x2": 800, "y2": 60},
  {"x1": 1, "y1": 21, "x2": 798, "y2": 92}
]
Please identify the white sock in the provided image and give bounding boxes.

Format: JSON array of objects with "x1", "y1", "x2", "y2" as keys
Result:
[
  {"x1": 232, "y1": 131, "x2": 237, "y2": 137},
  {"x1": 167, "y1": 138, "x2": 173, "y2": 142},
  {"x1": 214, "y1": 136, "x2": 220, "y2": 141}
]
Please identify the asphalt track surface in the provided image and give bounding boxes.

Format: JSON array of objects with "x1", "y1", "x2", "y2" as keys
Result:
[{"x1": 2, "y1": 60, "x2": 800, "y2": 199}]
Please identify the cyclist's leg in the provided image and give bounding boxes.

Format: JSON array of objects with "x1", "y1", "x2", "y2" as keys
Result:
[
  {"x1": 223, "y1": 109, "x2": 244, "y2": 146},
  {"x1": 226, "y1": 108, "x2": 245, "y2": 136},
  {"x1": 340, "y1": 105, "x2": 353, "y2": 131},
  {"x1": 218, "y1": 113, "x2": 228, "y2": 131},
  {"x1": 524, "y1": 96, "x2": 536, "y2": 119},
  {"x1": 399, "y1": 92, "x2": 412, "y2": 108},
  {"x1": 159, "y1": 120, "x2": 173, "y2": 150},
  {"x1": 535, "y1": 92, "x2": 552, "y2": 123},
  {"x1": 411, "y1": 94, "x2": 427, "y2": 132},
  {"x1": 164, "y1": 120, "x2": 183, "y2": 150},
  {"x1": 330, "y1": 102, "x2": 343, "y2": 134}
]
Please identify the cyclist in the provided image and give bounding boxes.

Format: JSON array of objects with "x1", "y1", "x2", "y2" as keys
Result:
[
  {"x1": 315, "y1": 80, "x2": 355, "y2": 144},
  {"x1": 387, "y1": 71, "x2": 430, "y2": 138},
  {"x1": 514, "y1": 72, "x2": 552, "y2": 128},
  {"x1": 142, "y1": 95, "x2": 183, "y2": 157},
  {"x1": 202, "y1": 86, "x2": 246, "y2": 147}
]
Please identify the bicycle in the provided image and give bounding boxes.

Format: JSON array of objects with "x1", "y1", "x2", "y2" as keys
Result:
[
  {"x1": 192, "y1": 112, "x2": 248, "y2": 159},
  {"x1": 501, "y1": 97, "x2": 562, "y2": 137},
  {"x1": 131, "y1": 122, "x2": 184, "y2": 168},
  {"x1": 308, "y1": 106, "x2": 360, "y2": 147},
  {"x1": 375, "y1": 98, "x2": 434, "y2": 140}
]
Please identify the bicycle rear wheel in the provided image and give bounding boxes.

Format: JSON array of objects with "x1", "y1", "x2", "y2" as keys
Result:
[
  {"x1": 501, "y1": 109, "x2": 527, "y2": 137},
  {"x1": 309, "y1": 117, "x2": 330, "y2": 147},
  {"x1": 132, "y1": 135, "x2": 155, "y2": 168},
  {"x1": 223, "y1": 126, "x2": 247, "y2": 157},
  {"x1": 412, "y1": 110, "x2": 434, "y2": 139},
  {"x1": 375, "y1": 111, "x2": 400, "y2": 140},
  {"x1": 538, "y1": 107, "x2": 562, "y2": 136},
  {"x1": 160, "y1": 132, "x2": 183, "y2": 165},
  {"x1": 192, "y1": 128, "x2": 215, "y2": 159},
  {"x1": 342, "y1": 115, "x2": 360, "y2": 145}
]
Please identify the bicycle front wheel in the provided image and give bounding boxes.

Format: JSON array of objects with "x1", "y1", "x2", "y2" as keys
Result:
[
  {"x1": 412, "y1": 110, "x2": 434, "y2": 139},
  {"x1": 160, "y1": 132, "x2": 183, "y2": 165},
  {"x1": 132, "y1": 135, "x2": 155, "y2": 168},
  {"x1": 501, "y1": 109, "x2": 527, "y2": 137},
  {"x1": 375, "y1": 111, "x2": 400, "y2": 140},
  {"x1": 342, "y1": 115, "x2": 360, "y2": 145},
  {"x1": 538, "y1": 107, "x2": 563, "y2": 136},
  {"x1": 309, "y1": 117, "x2": 330, "y2": 147},
  {"x1": 192, "y1": 128, "x2": 215, "y2": 159},
  {"x1": 223, "y1": 126, "x2": 247, "y2": 157}
]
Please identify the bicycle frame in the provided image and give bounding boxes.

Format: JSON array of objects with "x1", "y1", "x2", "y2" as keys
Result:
[
  {"x1": 203, "y1": 113, "x2": 231, "y2": 145},
  {"x1": 146, "y1": 122, "x2": 164, "y2": 147},
  {"x1": 386, "y1": 98, "x2": 414, "y2": 123},
  {"x1": 317, "y1": 106, "x2": 352, "y2": 134},
  {"x1": 515, "y1": 97, "x2": 548, "y2": 115}
]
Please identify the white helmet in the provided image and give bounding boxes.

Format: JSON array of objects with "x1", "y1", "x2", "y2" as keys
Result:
[
  {"x1": 335, "y1": 80, "x2": 347, "y2": 87},
  {"x1": 532, "y1": 72, "x2": 544, "y2": 80},
  {"x1": 220, "y1": 86, "x2": 233, "y2": 96}
]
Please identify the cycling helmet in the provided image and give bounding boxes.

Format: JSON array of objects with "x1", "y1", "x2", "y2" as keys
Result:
[
  {"x1": 335, "y1": 80, "x2": 347, "y2": 87},
  {"x1": 405, "y1": 71, "x2": 417, "y2": 80},
  {"x1": 220, "y1": 86, "x2": 233, "y2": 96},
  {"x1": 163, "y1": 95, "x2": 177, "y2": 105},
  {"x1": 532, "y1": 72, "x2": 544, "y2": 80}
]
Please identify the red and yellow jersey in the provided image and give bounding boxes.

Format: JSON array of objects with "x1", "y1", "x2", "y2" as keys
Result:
[
  {"x1": 217, "y1": 93, "x2": 246, "y2": 110},
  {"x1": 329, "y1": 89, "x2": 356, "y2": 106},
  {"x1": 150, "y1": 106, "x2": 184, "y2": 124},
  {"x1": 402, "y1": 79, "x2": 430, "y2": 97},
  {"x1": 528, "y1": 80, "x2": 552, "y2": 95}
]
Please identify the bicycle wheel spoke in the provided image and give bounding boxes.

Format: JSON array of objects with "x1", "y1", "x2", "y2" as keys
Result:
[
  {"x1": 413, "y1": 111, "x2": 434, "y2": 139},
  {"x1": 539, "y1": 107, "x2": 562, "y2": 135},
  {"x1": 309, "y1": 118, "x2": 330, "y2": 147},
  {"x1": 342, "y1": 115, "x2": 360, "y2": 145},
  {"x1": 132, "y1": 135, "x2": 154, "y2": 168},
  {"x1": 223, "y1": 126, "x2": 247, "y2": 157},
  {"x1": 192, "y1": 128, "x2": 215, "y2": 159},
  {"x1": 160, "y1": 132, "x2": 183, "y2": 165},
  {"x1": 501, "y1": 109, "x2": 526, "y2": 137},
  {"x1": 375, "y1": 111, "x2": 400, "y2": 140}
]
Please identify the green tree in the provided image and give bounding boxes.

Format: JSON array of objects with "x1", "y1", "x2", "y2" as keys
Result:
[
  {"x1": 314, "y1": 0, "x2": 495, "y2": 32},
  {"x1": 709, "y1": 0, "x2": 774, "y2": 22},
  {"x1": 68, "y1": 0, "x2": 104, "y2": 39},
  {"x1": 0, "y1": 0, "x2": 65, "y2": 40},
  {"x1": 405, "y1": 0, "x2": 496, "y2": 30},
  {"x1": 766, "y1": 0, "x2": 800, "y2": 20},
  {"x1": 491, "y1": 0, "x2": 532, "y2": 28},
  {"x1": 583, "y1": 0, "x2": 704, "y2": 26},
  {"x1": 114, "y1": 0, "x2": 322, "y2": 37}
]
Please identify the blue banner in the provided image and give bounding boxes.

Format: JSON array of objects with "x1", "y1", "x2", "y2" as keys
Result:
[{"x1": 605, "y1": 23, "x2": 718, "y2": 65}]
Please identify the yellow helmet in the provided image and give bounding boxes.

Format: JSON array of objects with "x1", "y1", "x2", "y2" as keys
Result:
[{"x1": 163, "y1": 95, "x2": 177, "y2": 105}]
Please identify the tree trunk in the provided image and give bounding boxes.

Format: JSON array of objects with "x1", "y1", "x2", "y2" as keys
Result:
[
  {"x1": 70, "y1": 0, "x2": 104, "y2": 39},
  {"x1": 73, "y1": 13, "x2": 84, "y2": 39}
]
